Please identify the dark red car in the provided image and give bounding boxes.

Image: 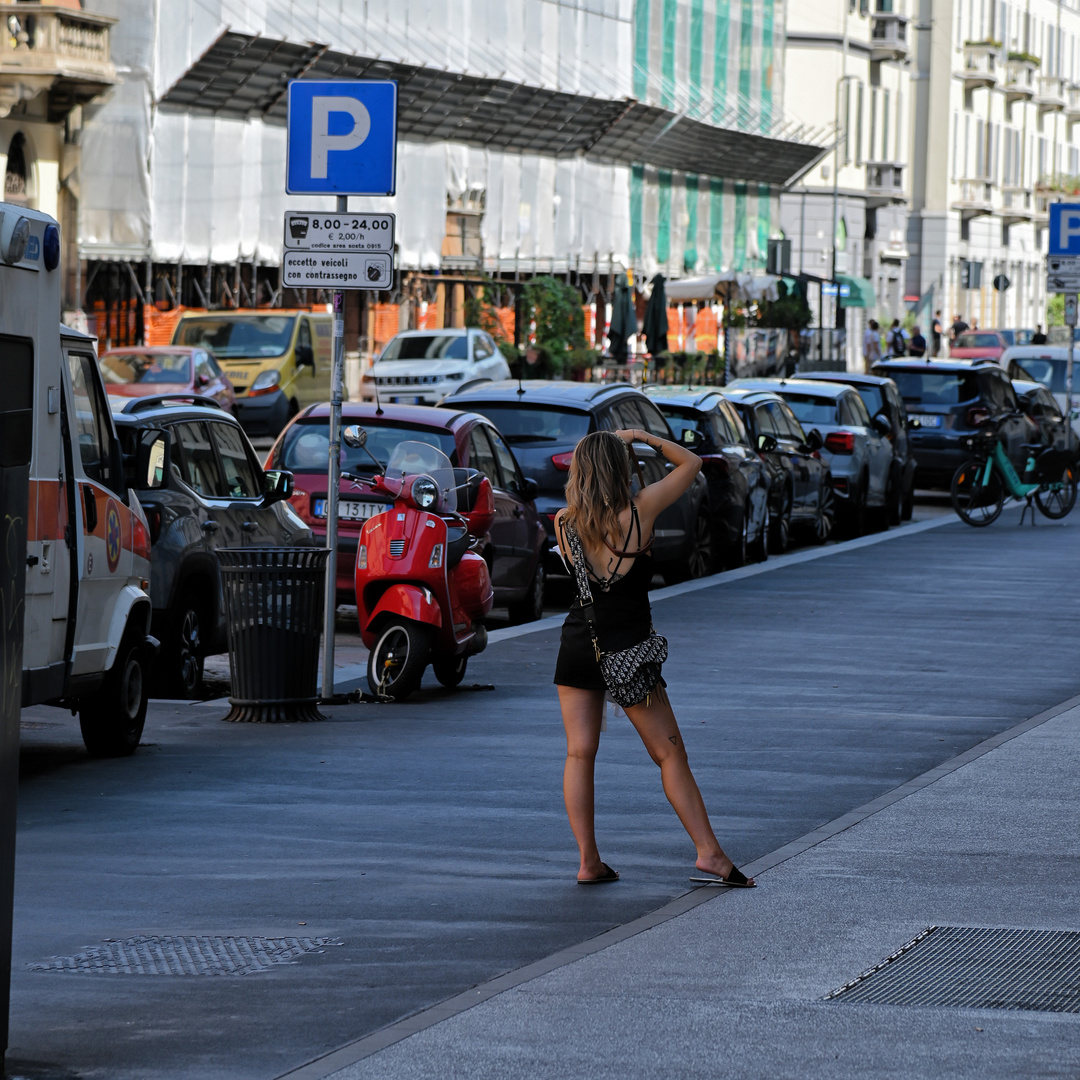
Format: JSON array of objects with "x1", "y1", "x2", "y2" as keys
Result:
[
  {"x1": 265, "y1": 402, "x2": 547, "y2": 622},
  {"x1": 100, "y1": 346, "x2": 237, "y2": 413}
]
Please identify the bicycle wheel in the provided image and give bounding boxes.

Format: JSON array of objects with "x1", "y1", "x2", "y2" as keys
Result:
[
  {"x1": 1035, "y1": 462, "x2": 1078, "y2": 519},
  {"x1": 951, "y1": 459, "x2": 1004, "y2": 526}
]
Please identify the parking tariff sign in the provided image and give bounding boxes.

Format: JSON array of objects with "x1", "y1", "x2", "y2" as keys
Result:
[{"x1": 286, "y1": 80, "x2": 397, "y2": 196}]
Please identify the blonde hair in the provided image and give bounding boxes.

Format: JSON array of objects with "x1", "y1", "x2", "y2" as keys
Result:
[{"x1": 564, "y1": 431, "x2": 632, "y2": 551}]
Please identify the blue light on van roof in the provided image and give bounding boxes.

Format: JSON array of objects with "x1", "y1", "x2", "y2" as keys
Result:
[{"x1": 43, "y1": 223, "x2": 60, "y2": 271}]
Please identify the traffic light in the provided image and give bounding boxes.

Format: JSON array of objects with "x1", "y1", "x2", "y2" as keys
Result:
[{"x1": 960, "y1": 260, "x2": 983, "y2": 290}]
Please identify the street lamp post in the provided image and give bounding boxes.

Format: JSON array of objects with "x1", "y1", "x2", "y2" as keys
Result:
[{"x1": 831, "y1": 73, "x2": 856, "y2": 365}]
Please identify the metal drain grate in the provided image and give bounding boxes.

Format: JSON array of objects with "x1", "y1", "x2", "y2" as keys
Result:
[
  {"x1": 27, "y1": 935, "x2": 343, "y2": 976},
  {"x1": 827, "y1": 926, "x2": 1080, "y2": 1012}
]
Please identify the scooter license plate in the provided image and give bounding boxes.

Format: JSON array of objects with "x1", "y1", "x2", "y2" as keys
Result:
[{"x1": 312, "y1": 499, "x2": 383, "y2": 521}]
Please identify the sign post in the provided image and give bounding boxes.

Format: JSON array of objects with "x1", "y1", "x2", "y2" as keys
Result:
[
  {"x1": 286, "y1": 79, "x2": 397, "y2": 700},
  {"x1": 1047, "y1": 204, "x2": 1080, "y2": 428}
]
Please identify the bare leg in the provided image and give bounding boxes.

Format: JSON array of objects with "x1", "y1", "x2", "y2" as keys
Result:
[
  {"x1": 624, "y1": 684, "x2": 753, "y2": 883},
  {"x1": 556, "y1": 685, "x2": 610, "y2": 881}
]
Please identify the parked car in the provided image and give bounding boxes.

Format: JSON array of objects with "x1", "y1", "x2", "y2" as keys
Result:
[
  {"x1": 266, "y1": 402, "x2": 547, "y2": 622},
  {"x1": 950, "y1": 331, "x2": 1009, "y2": 364},
  {"x1": 363, "y1": 328, "x2": 511, "y2": 406},
  {"x1": 440, "y1": 380, "x2": 710, "y2": 582},
  {"x1": 111, "y1": 395, "x2": 311, "y2": 698},
  {"x1": 730, "y1": 378, "x2": 893, "y2": 535},
  {"x1": 873, "y1": 359, "x2": 1032, "y2": 489},
  {"x1": 998, "y1": 329, "x2": 1036, "y2": 348},
  {"x1": 718, "y1": 386, "x2": 836, "y2": 545},
  {"x1": 1004, "y1": 346, "x2": 1080, "y2": 435},
  {"x1": 642, "y1": 386, "x2": 770, "y2": 563},
  {"x1": 795, "y1": 371, "x2": 916, "y2": 523},
  {"x1": 1012, "y1": 379, "x2": 1080, "y2": 460},
  {"x1": 100, "y1": 346, "x2": 237, "y2": 413},
  {"x1": 172, "y1": 310, "x2": 333, "y2": 437}
]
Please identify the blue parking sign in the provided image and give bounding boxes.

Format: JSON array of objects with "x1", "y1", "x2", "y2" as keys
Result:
[
  {"x1": 286, "y1": 81, "x2": 397, "y2": 196},
  {"x1": 1049, "y1": 203, "x2": 1080, "y2": 255}
]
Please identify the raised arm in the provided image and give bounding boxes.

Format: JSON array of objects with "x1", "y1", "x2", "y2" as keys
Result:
[{"x1": 614, "y1": 427, "x2": 701, "y2": 525}]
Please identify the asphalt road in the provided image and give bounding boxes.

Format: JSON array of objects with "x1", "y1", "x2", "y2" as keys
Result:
[{"x1": 9, "y1": 507, "x2": 1080, "y2": 1080}]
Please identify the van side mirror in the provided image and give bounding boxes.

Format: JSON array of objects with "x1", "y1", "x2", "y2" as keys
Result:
[
  {"x1": 134, "y1": 428, "x2": 169, "y2": 490},
  {"x1": 297, "y1": 344, "x2": 315, "y2": 368},
  {"x1": 263, "y1": 469, "x2": 294, "y2": 504},
  {"x1": 803, "y1": 429, "x2": 824, "y2": 452}
]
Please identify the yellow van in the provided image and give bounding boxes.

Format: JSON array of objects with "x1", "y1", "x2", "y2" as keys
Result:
[{"x1": 172, "y1": 309, "x2": 334, "y2": 436}]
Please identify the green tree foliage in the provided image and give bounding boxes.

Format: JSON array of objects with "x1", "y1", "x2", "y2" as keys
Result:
[{"x1": 523, "y1": 276, "x2": 586, "y2": 354}]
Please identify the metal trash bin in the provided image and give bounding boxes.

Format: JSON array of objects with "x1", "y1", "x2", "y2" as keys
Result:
[{"x1": 218, "y1": 548, "x2": 331, "y2": 722}]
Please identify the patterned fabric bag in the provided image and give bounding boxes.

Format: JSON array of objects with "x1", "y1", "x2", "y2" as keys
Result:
[{"x1": 565, "y1": 520, "x2": 667, "y2": 708}]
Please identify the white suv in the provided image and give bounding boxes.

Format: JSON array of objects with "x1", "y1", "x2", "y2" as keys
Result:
[{"x1": 365, "y1": 328, "x2": 510, "y2": 405}]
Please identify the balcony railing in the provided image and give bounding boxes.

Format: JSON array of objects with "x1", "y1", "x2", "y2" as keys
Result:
[
  {"x1": 1003, "y1": 57, "x2": 1038, "y2": 103},
  {"x1": 1000, "y1": 186, "x2": 1032, "y2": 220},
  {"x1": 870, "y1": 14, "x2": 909, "y2": 62},
  {"x1": 1036, "y1": 73, "x2": 1067, "y2": 112},
  {"x1": 0, "y1": 4, "x2": 115, "y2": 117},
  {"x1": 866, "y1": 161, "x2": 905, "y2": 199},
  {"x1": 959, "y1": 42, "x2": 1002, "y2": 89},
  {"x1": 1067, "y1": 84, "x2": 1080, "y2": 121},
  {"x1": 954, "y1": 178, "x2": 995, "y2": 218}
]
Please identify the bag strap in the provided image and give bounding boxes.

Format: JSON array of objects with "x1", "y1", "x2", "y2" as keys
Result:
[{"x1": 561, "y1": 518, "x2": 603, "y2": 658}]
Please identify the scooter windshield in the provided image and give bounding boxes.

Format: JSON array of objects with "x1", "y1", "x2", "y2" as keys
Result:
[{"x1": 386, "y1": 441, "x2": 457, "y2": 512}]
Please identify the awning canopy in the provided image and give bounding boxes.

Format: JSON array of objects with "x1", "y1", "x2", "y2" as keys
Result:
[
  {"x1": 837, "y1": 274, "x2": 876, "y2": 309},
  {"x1": 158, "y1": 31, "x2": 828, "y2": 188},
  {"x1": 664, "y1": 271, "x2": 781, "y2": 303}
]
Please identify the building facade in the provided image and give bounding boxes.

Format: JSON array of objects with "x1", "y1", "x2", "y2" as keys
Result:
[
  {"x1": 781, "y1": 0, "x2": 914, "y2": 368},
  {"x1": 908, "y1": 0, "x2": 1080, "y2": 334}
]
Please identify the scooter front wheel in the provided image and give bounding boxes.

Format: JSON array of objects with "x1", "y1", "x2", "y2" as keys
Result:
[{"x1": 368, "y1": 619, "x2": 431, "y2": 701}]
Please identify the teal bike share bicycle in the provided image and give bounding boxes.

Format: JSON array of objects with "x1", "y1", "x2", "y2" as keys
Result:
[{"x1": 950, "y1": 426, "x2": 1078, "y2": 527}]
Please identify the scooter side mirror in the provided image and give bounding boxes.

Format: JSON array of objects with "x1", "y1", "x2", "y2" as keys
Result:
[{"x1": 462, "y1": 475, "x2": 496, "y2": 536}]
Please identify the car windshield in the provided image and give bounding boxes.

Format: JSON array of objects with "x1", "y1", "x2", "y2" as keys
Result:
[
  {"x1": 855, "y1": 386, "x2": 884, "y2": 416},
  {"x1": 956, "y1": 333, "x2": 1000, "y2": 349},
  {"x1": 1011, "y1": 357, "x2": 1067, "y2": 393},
  {"x1": 461, "y1": 404, "x2": 591, "y2": 444},
  {"x1": 890, "y1": 371, "x2": 980, "y2": 405},
  {"x1": 174, "y1": 315, "x2": 296, "y2": 358},
  {"x1": 380, "y1": 334, "x2": 468, "y2": 361},
  {"x1": 779, "y1": 393, "x2": 838, "y2": 425},
  {"x1": 100, "y1": 352, "x2": 191, "y2": 385},
  {"x1": 278, "y1": 421, "x2": 457, "y2": 472}
]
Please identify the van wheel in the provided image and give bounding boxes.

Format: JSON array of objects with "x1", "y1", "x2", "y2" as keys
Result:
[
  {"x1": 79, "y1": 632, "x2": 149, "y2": 757},
  {"x1": 367, "y1": 619, "x2": 430, "y2": 701}
]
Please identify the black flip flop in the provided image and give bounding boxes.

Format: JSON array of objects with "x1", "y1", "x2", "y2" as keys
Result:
[
  {"x1": 578, "y1": 863, "x2": 619, "y2": 884},
  {"x1": 689, "y1": 865, "x2": 755, "y2": 888}
]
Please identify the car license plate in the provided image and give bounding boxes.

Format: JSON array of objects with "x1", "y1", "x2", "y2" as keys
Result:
[
  {"x1": 225, "y1": 371, "x2": 247, "y2": 381},
  {"x1": 389, "y1": 396, "x2": 426, "y2": 405},
  {"x1": 312, "y1": 499, "x2": 383, "y2": 521},
  {"x1": 908, "y1": 414, "x2": 942, "y2": 428}
]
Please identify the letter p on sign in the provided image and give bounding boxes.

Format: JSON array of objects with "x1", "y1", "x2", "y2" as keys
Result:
[
  {"x1": 286, "y1": 80, "x2": 397, "y2": 196},
  {"x1": 1060, "y1": 208, "x2": 1080, "y2": 253}
]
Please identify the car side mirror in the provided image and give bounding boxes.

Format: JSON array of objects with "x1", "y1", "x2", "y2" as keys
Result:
[
  {"x1": 133, "y1": 428, "x2": 169, "y2": 490},
  {"x1": 342, "y1": 425, "x2": 367, "y2": 448},
  {"x1": 681, "y1": 428, "x2": 705, "y2": 450},
  {"x1": 803, "y1": 429, "x2": 824, "y2": 452},
  {"x1": 757, "y1": 433, "x2": 778, "y2": 453},
  {"x1": 263, "y1": 469, "x2": 294, "y2": 503},
  {"x1": 872, "y1": 413, "x2": 892, "y2": 436},
  {"x1": 297, "y1": 344, "x2": 315, "y2": 368},
  {"x1": 519, "y1": 476, "x2": 539, "y2": 500},
  {"x1": 195, "y1": 372, "x2": 210, "y2": 388},
  {"x1": 462, "y1": 475, "x2": 496, "y2": 536}
]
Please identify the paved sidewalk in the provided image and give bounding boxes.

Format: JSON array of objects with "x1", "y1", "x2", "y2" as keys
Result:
[{"x1": 317, "y1": 697, "x2": 1080, "y2": 1080}]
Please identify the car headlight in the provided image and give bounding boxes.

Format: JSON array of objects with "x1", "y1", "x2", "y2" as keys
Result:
[
  {"x1": 445, "y1": 371, "x2": 465, "y2": 380},
  {"x1": 411, "y1": 475, "x2": 438, "y2": 509},
  {"x1": 249, "y1": 369, "x2": 281, "y2": 396}
]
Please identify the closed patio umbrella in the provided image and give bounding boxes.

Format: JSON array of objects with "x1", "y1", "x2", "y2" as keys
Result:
[
  {"x1": 642, "y1": 273, "x2": 668, "y2": 356},
  {"x1": 609, "y1": 272, "x2": 637, "y2": 362}
]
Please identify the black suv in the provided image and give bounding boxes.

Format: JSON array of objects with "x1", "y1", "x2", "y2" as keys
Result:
[
  {"x1": 441, "y1": 380, "x2": 709, "y2": 582},
  {"x1": 872, "y1": 359, "x2": 1032, "y2": 489},
  {"x1": 113, "y1": 395, "x2": 312, "y2": 697},
  {"x1": 796, "y1": 371, "x2": 916, "y2": 523}
]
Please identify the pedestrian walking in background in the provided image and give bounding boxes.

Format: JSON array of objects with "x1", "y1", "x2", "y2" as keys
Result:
[
  {"x1": 553, "y1": 430, "x2": 754, "y2": 888},
  {"x1": 887, "y1": 319, "x2": 907, "y2": 357},
  {"x1": 908, "y1": 325, "x2": 927, "y2": 357},
  {"x1": 1032, "y1": 323, "x2": 1049, "y2": 345},
  {"x1": 949, "y1": 314, "x2": 969, "y2": 351},
  {"x1": 863, "y1": 319, "x2": 882, "y2": 368},
  {"x1": 932, "y1": 310, "x2": 943, "y2": 357}
]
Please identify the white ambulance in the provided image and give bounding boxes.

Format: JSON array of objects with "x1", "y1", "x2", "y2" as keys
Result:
[{"x1": 3, "y1": 202, "x2": 166, "y2": 756}]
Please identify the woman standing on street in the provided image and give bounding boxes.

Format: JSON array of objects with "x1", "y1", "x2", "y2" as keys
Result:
[{"x1": 553, "y1": 428, "x2": 754, "y2": 887}]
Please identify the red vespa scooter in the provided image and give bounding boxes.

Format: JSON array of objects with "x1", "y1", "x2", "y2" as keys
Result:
[{"x1": 342, "y1": 431, "x2": 495, "y2": 701}]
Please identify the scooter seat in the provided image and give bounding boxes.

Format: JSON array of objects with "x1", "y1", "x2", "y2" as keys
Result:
[{"x1": 446, "y1": 524, "x2": 471, "y2": 568}]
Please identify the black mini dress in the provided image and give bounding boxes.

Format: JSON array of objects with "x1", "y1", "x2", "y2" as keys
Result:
[{"x1": 553, "y1": 507, "x2": 657, "y2": 692}]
